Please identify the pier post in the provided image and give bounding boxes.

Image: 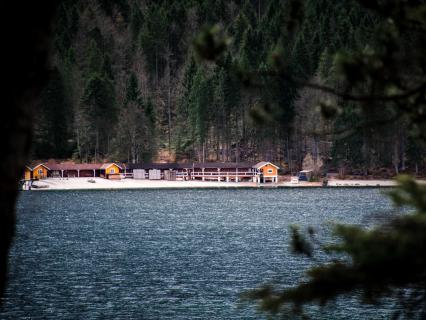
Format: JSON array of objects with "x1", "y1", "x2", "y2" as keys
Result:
[
  {"x1": 217, "y1": 168, "x2": 220, "y2": 181},
  {"x1": 202, "y1": 168, "x2": 205, "y2": 181}
]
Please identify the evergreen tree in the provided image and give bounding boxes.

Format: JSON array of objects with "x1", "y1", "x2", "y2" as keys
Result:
[
  {"x1": 125, "y1": 72, "x2": 140, "y2": 104},
  {"x1": 129, "y1": 2, "x2": 143, "y2": 41},
  {"x1": 174, "y1": 56, "x2": 197, "y2": 159},
  {"x1": 33, "y1": 69, "x2": 74, "y2": 159},
  {"x1": 139, "y1": 3, "x2": 168, "y2": 85}
]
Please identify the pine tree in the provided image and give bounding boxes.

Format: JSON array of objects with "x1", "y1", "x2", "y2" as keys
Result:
[
  {"x1": 129, "y1": 2, "x2": 143, "y2": 41},
  {"x1": 174, "y1": 55, "x2": 197, "y2": 159},
  {"x1": 139, "y1": 3, "x2": 168, "y2": 85},
  {"x1": 33, "y1": 69, "x2": 74, "y2": 159},
  {"x1": 125, "y1": 72, "x2": 140, "y2": 104}
]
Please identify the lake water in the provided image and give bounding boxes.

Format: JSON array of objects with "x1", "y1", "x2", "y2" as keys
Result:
[{"x1": 1, "y1": 188, "x2": 397, "y2": 319}]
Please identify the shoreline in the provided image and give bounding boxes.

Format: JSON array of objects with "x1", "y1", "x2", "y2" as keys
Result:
[{"x1": 25, "y1": 177, "x2": 405, "y2": 191}]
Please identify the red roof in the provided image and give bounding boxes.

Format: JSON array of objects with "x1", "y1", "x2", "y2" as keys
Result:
[
  {"x1": 48, "y1": 163, "x2": 102, "y2": 171},
  {"x1": 47, "y1": 162, "x2": 123, "y2": 171},
  {"x1": 252, "y1": 161, "x2": 279, "y2": 169},
  {"x1": 100, "y1": 163, "x2": 123, "y2": 170},
  {"x1": 26, "y1": 163, "x2": 50, "y2": 171}
]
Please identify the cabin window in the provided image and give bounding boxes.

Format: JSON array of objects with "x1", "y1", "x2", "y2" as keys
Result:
[
  {"x1": 38, "y1": 169, "x2": 43, "y2": 174},
  {"x1": 267, "y1": 169, "x2": 273, "y2": 174},
  {"x1": 110, "y1": 168, "x2": 115, "y2": 174}
]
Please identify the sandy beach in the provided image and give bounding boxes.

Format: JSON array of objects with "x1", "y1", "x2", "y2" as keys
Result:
[
  {"x1": 30, "y1": 178, "x2": 258, "y2": 190},
  {"x1": 27, "y1": 177, "x2": 406, "y2": 190}
]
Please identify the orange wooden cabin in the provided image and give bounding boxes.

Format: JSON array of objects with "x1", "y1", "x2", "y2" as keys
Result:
[
  {"x1": 24, "y1": 163, "x2": 50, "y2": 180},
  {"x1": 252, "y1": 161, "x2": 279, "y2": 183}
]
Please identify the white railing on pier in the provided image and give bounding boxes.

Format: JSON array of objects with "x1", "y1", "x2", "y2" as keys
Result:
[
  {"x1": 128, "y1": 170, "x2": 259, "y2": 179},
  {"x1": 176, "y1": 172, "x2": 188, "y2": 177},
  {"x1": 190, "y1": 171, "x2": 256, "y2": 177},
  {"x1": 122, "y1": 173, "x2": 134, "y2": 178}
]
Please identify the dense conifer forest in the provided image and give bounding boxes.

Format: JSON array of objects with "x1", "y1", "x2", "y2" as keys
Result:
[{"x1": 33, "y1": 0, "x2": 425, "y2": 175}]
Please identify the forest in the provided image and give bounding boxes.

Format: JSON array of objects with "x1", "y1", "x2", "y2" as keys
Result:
[{"x1": 32, "y1": 0, "x2": 426, "y2": 176}]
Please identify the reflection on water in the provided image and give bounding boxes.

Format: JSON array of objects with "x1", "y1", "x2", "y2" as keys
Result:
[{"x1": 1, "y1": 188, "x2": 394, "y2": 319}]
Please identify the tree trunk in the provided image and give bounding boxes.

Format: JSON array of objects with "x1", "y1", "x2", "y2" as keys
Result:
[
  {"x1": 202, "y1": 143, "x2": 205, "y2": 163},
  {"x1": 258, "y1": 0, "x2": 261, "y2": 20},
  {"x1": 95, "y1": 129, "x2": 99, "y2": 163},
  {"x1": 1, "y1": 1, "x2": 57, "y2": 300},
  {"x1": 400, "y1": 133, "x2": 406, "y2": 171},
  {"x1": 286, "y1": 135, "x2": 292, "y2": 174},
  {"x1": 76, "y1": 127, "x2": 82, "y2": 160},
  {"x1": 393, "y1": 141, "x2": 399, "y2": 175},
  {"x1": 167, "y1": 64, "x2": 172, "y2": 156},
  {"x1": 155, "y1": 48, "x2": 158, "y2": 88}
]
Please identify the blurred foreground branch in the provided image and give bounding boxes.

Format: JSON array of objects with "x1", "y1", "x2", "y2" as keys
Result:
[
  {"x1": 245, "y1": 176, "x2": 426, "y2": 318},
  {"x1": 193, "y1": 0, "x2": 426, "y2": 318}
]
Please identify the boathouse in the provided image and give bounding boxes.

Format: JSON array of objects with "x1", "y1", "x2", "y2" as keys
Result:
[
  {"x1": 48, "y1": 162, "x2": 102, "y2": 178},
  {"x1": 24, "y1": 167, "x2": 31, "y2": 181},
  {"x1": 24, "y1": 163, "x2": 50, "y2": 180},
  {"x1": 125, "y1": 163, "x2": 189, "y2": 180},
  {"x1": 252, "y1": 161, "x2": 279, "y2": 183},
  {"x1": 36, "y1": 162, "x2": 123, "y2": 179},
  {"x1": 100, "y1": 163, "x2": 123, "y2": 179}
]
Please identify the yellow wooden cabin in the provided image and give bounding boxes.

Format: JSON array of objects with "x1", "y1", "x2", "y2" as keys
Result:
[
  {"x1": 100, "y1": 163, "x2": 123, "y2": 179},
  {"x1": 24, "y1": 167, "x2": 32, "y2": 181},
  {"x1": 24, "y1": 163, "x2": 50, "y2": 180},
  {"x1": 253, "y1": 161, "x2": 279, "y2": 183}
]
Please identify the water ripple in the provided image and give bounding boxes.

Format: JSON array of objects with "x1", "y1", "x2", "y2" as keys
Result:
[{"x1": 1, "y1": 188, "x2": 394, "y2": 319}]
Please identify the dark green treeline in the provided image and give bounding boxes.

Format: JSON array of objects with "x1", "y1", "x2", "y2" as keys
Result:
[{"x1": 33, "y1": 0, "x2": 426, "y2": 174}]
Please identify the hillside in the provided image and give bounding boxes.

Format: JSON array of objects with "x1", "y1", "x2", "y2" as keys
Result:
[{"x1": 32, "y1": 0, "x2": 425, "y2": 176}]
